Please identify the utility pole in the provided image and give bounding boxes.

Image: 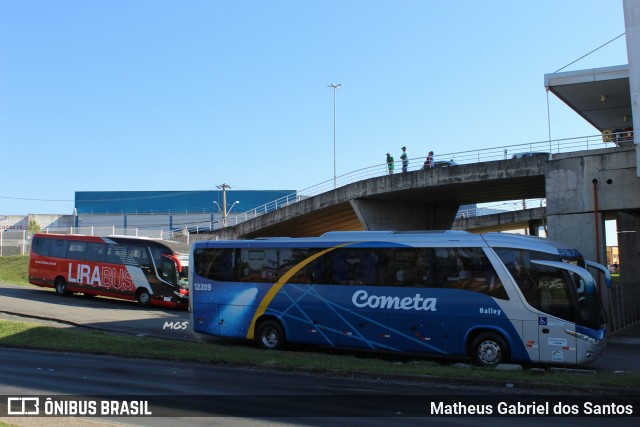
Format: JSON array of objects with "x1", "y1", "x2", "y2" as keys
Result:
[
  {"x1": 217, "y1": 183, "x2": 231, "y2": 228},
  {"x1": 213, "y1": 183, "x2": 239, "y2": 229},
  {"x1": 328, "y1": 83, "x2": 342, "y2": 189}
]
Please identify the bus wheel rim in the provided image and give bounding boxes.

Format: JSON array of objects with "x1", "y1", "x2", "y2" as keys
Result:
[
  {"x1": 478, "y1": 340, "x2": 501, "y2": 365},
  {"x1": 262, "y1": 327, "x2": 278, "y2": 347},
  {"x1": 139, "y1": 291, "x2": 150, "y2": 304}
]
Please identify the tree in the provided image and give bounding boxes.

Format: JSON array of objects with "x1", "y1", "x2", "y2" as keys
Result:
[{"x1": 28, "y1": 220, "x2": 41, "y2": 233}]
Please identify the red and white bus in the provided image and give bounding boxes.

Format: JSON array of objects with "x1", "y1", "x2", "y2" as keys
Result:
[{"x1": 29, "y1": 233, "x2": 189, "y2": 308}]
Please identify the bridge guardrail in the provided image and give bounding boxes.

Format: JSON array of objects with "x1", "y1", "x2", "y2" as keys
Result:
[{"x1": 220, "y1": 133, "x2": 618, "y2": 230}]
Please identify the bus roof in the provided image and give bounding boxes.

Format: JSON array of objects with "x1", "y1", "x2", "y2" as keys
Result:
[
  {"x1": 33, "y1": 233, "x2": 191, "y2": 255},
  {"x1": 192, "y1": 230, "x2": 578, "y2": 258}
]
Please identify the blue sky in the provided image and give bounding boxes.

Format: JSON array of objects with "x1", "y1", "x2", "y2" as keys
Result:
[{"x1": 0, "y1": 0, "x2": 628, "y2": 215}]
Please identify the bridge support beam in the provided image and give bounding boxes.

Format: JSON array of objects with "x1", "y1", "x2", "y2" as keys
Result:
[
  {"x1": 547, "y1": 211, "x2": 615, "y2": 324},
  {"x1": 547, "y1": 212, "x2": 607, "y2": 268},
  {"x1": 614, "y1": 210, "x2": 640, "y2": 329},
  {"x1": 528, "y1": 219, "x2": 545, "y2": 236},
  {"x1": 350, "y1": 199, "x2": 459, "y2": 231}
]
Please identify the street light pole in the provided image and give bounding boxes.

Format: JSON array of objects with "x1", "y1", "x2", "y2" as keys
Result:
[
  {"x1": 328, "y1": 83, "x2": 342, "y2": 189},
  {"x1": 216, "y1": 183, "x2": 231, "y2": 227}
]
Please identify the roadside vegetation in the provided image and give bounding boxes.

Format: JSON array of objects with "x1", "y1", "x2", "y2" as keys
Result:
[
  {"x1": 0, "y1": 257, "x2": 635, "y2": 390},
  {"x1": 0, "y1": 255, "x2": 29, "y2": 286},
  {"x1": 0, "y1": 319, "x2": 638, "y2": 390}
]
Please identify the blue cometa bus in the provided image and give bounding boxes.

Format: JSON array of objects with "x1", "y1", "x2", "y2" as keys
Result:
[{"x1": 189, "y1": 231, "x2": 609, "y2": 366}]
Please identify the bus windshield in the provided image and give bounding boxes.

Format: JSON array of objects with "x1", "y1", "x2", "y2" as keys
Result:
[{"x1": 494, "y1": 248, "x2": 606, "y2": 329}]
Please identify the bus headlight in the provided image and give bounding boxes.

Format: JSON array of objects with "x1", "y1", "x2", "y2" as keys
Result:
[
  {"x1": 564, "y1": 329, "x2": 601, "y2": 345},
  {"x1": 174, "y1": 290, "x2": 188, "y2": 299}
]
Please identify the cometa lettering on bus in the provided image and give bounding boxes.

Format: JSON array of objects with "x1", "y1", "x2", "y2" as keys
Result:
[{"x1": 351, "y1": 290, "x2": 437, "y2": 311}]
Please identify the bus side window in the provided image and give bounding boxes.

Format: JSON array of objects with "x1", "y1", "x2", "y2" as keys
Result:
[
  {"x1": 106, "y1": 245, "x2": 125, "y2": 264},
  {"x1": 32, "y1": 237, "x2": 51, "y2": 256},
  {"x1": 50, "y1": 239, "x2": 69, "y2": 258},
  {"x1": 329, "y1": 249, "x2": 377, "y2": 286},
  {"x1": 238, "y1": 249, "x2": 277, "y2": 282},
  {"x1": 128, "y1": 246, "x2": 151, "y2": 271},
  {"x1": 67, "y1": 242, "x2": 87, "y2": 260},
  {"x1": 292, "y1": 254, "x2": 327, "y2": 284},
  {"x1": 280, "y1": 248, "x2": 322, "y2": 284},
  {"x1": 435, "y1": 248, "x2": 461, "y2": 289},
  {"x1": 415, "y1": 249, "x2": 435, "y2": 287},
  {"x1": 86, "y1": 243, "x2": 106, "y2": 263}
]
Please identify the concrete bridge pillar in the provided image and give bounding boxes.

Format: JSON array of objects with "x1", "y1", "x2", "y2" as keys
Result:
[
  {"x1": 349, "y1": 199, "x2": 459, "y2": 231},
  {"x1": 615, "y1": 210, "x2": 640, "y2": 329},
  {"x1": 547, "y1": 212, "x2": 607, "y2": 264},
  {"x1": 527, "y1": 219, "x2": 545, "y2": 236}
]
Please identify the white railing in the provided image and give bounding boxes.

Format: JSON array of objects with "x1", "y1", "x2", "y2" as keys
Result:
[
  {"x1": 219, "y1": 133, "x2": 619, "y2": 229},
  {"x1": 1, "y1": 133, "x2": 625, "y2": 252},
  {"x1": 456, "y1": 199, "x2": 546, "y2": 219}
]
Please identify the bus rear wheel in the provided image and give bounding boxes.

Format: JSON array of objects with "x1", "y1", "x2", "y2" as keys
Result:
[
  {"x1": 54, "y1": 278, "x2": 68, "y2": 296},
  {"x1": 256, "y1": 320, "x2": 285, "y2": 350},
  {"x1": 471, "y1": 332, "x2": 509, "y2": 367},
  {"x1": 136, "y1": 289, "x2": 151, "y2": 307}
]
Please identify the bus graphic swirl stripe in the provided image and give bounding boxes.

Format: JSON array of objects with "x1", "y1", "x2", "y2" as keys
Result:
[{"x1": 246, "y1": 243, "x2": 353, "y2": 340}]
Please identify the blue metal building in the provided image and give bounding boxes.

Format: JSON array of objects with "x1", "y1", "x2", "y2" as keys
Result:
[{"x1": 75, "y1": 190, "x2": 296, "y2": 215}]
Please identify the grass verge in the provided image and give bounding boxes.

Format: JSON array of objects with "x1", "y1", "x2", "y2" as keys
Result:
[
  {"x1": 1, "y1": 319, "x2": 638, "y2": 391},
  {"x1": 0, "y1": 256, "x2": 29, "y2": 287},
  {"x1": 0, "y1": 260, "x2": 636, "y2": 390}
]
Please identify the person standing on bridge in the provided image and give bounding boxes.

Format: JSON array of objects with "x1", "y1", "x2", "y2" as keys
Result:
[
  {"x1": 386, "y1": 153, "x2": 395, "y2": 174},
  {"x1": 423, "y1": 151, "x2": 434, "y2": 169},
  {"x1": 400, "y1": 146, "x2": 409, "y2": 173}
]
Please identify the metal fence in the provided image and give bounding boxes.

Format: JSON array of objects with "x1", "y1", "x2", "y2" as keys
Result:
[
  {"x1": 0, "y1": 228, "x2": 202, "y2": 257},
  {"x1": 0, "y1": 197, "x2": 550, "y2": 257},
  {"x1": 0, "y1": 230, "x2": 30, "y2": 256}
]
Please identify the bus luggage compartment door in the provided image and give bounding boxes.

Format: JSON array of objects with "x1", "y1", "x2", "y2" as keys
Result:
[
  {"x1": 337, "y1": 311, "x2": 388, "y2": 350},
  {"x1": 193, "y1": 303, "x2": 219, "y2": 336},
  {"x1": 388, "y1": 314, "x2": 444, "y2": 354}
]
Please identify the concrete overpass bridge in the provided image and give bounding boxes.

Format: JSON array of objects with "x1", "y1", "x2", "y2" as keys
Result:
[
  {"x1": 211, "y1": 153, "x2": 549, "y2": 239},
  {"x1": 197, "y1": 146, "x2": 640, "y2": 331},
  {"x1": 206, "y1": 146, "x2": 637, "y2": 252},
  {"x1": 452, "y1": 206, "x2": 546, "y2": 234}
]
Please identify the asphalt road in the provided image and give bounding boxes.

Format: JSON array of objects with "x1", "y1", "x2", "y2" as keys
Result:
[
  {"x1": 0, "y1": 282, "x2": 638, "y2": 374},
  {"x1": 1, "y1": 282, "x2": 639, "y2": 426},
  {"x1": 0, "y1": 347, "x2": 637, "y2": 427},
  {"x1": 0, "y1": 283, "x2": 196, "y2": 341}
]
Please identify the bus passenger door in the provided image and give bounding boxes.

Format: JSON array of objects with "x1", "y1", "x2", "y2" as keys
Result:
[{"x1": 531, "y1": 260, "x2": 597, "y2": 366}]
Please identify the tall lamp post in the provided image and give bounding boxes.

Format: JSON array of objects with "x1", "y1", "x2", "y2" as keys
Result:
[
  {"x1": 328, "y1": 83, "x2": 342, "y2": 189},
  {"x1": 215, "y1": 183, "x2": 239, "y2": 228}
]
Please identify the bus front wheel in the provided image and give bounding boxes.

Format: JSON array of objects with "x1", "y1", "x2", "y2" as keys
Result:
[
  {"x1": 257, "y1": 320, "x2": 285, "y2": 350},
  {"x1": 471, "y1": 332, "x2": 509, "y2": 367},
  {"x1": 136, "y1": 289, "x2": 151, "y2": 307},
  {"x1": 54, "y1": 278, "x2": 68, "y2": 296}
]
